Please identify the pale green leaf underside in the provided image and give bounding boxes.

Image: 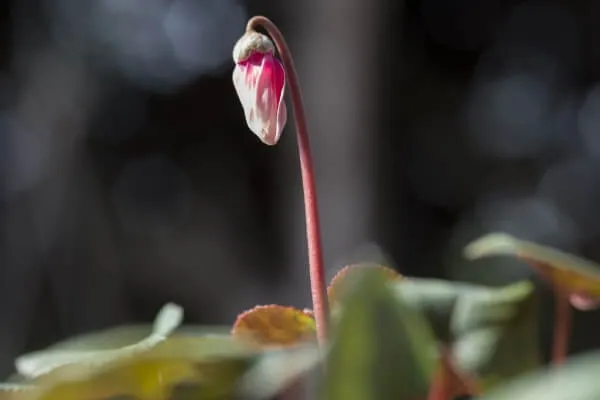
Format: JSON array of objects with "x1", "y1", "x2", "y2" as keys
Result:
[
  {"x1": 480, "y1": 350, "x2": 600, "y2": 400},
  {"x1": 464, "y1": 233, "x2": 600, "y2": 281},
  {"x1": 15, "y1": 303, "x2": 183, "y2": 378}
]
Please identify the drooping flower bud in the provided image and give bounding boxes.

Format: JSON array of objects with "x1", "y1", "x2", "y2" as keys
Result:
[{"x1": 232, "y1": 31, "x2": 287, "y2": 146}]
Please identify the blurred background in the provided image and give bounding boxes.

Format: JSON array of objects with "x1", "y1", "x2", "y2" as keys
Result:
[{"x1": 0, "y1": 0, "x2": 599, "y2": 377}]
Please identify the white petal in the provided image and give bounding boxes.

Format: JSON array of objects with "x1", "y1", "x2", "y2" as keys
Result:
[{"x1": 233, "y1": 60, "x2": 284, "y2": 145}]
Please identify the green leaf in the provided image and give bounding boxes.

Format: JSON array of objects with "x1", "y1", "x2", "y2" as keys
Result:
[
  {"x1": 392, "y1": 279, "x2": 541, "y2": 391},
  {"x1": 29, "y1": 334, "x2": 256, "y2": 384},
  {"x1": 465, "y1": 233, "x2": 600, "y2": 299},
  {"x1": 240, "y1": 344, "x2": 322, "y2": 399},
  {"x1": 37, "y1": 356, "x2": 253, "y2": 400},
  {"x1": 479, "y1": 350, "x2": 600, "y2": 400},
  {"x1": 0, "y1": 383, "x2": 35, "y2": 400},
  {"x1": 27, "y1": 324, "x2": 233, "y2": 355},
  {"x1": 324, "y1": 268, "x2": 437, "y2": 400},
  {"x1": 391, "y1": 278, "x2": 475, "y2": 343},
  {"x1": 327, "y1": 264, "x2": 402, "y2": 307},
  {"x1": 29, "y1": 334, "x2": 259, "y2": 400},
  {"x1": 4, "y1": 326, "x2": 236, "y2": 387},
  {"x1": 16, "y1": 303, "x2": 184, "y2": 378},
  {"x1": 142, "y1": 334, "x2": 255, "y2": 361},
  {"x1": 8, "y1": 303, "x2": 262, "y2": 400},
  {"x1": 451, "y1": 281, "x2": 540, "y2": 390},
  {"x1": 1, "y1": 300, "x2": 289, "y2": 400}
]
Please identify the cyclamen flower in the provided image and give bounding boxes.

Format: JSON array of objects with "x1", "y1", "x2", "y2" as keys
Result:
[{"x1": 232, "y1": 31, "x2": 287, "y2": 146}]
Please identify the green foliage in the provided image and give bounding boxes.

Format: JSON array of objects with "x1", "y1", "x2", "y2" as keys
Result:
[
  {"x1": 6, "y1": 232, "x2": 600, "y2": 399},
  {"x1": 393, "y1": 278, "x2": 541, "y2": 389},
  {"x1": 451, "y1": 281, "x2": 540, "y2": 389},
  {"x1": 324, "y1": 268, "x2": 437, "y2": 400},
  {"x1": 240, "y1": 344, "x2": 322, "y2": 399},
  {"x1": 465, "y1": 233, "x2": 600, "y2": 299},
  {"x1": 479, "y1": 351, "x2": 600, "y2": 400},
  {"x1": 15, "y1": 303, "x2": 185, "y2": 379},
  {"x1": 1, "y1": 304, "x2": 321, "y2": 400}
]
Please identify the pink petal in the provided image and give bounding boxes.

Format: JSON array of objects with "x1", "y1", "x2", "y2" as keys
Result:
[
  {"x1": 569, "y1": 292, "x2": 600, "y2": 311},
  {"x1": 233, "y1": 52, "x2": 287, "y2": 145}
]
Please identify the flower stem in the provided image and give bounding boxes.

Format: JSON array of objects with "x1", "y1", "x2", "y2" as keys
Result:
[
  {"x1": 245, "y1": 16, "x2": 329, "y2": 345},
  {"x1": 525, "y1": 259, "x2": 571, "y2": 366},
  {"x1": 552, "y1": 285, "x2": 571, "y2": 366},
  {"x1": 427, "y1": 359, "x2": 449, "y2": 400},
  {"x1": 427, "y1": 348, "x2": 481, "y2": 400}
]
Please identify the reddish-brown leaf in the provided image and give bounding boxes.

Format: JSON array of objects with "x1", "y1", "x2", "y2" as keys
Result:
[
  {"x1": 327, "y1": 264, "x2": 402, "y2": 306},
  {"x1": 231, "y1": 305, "x2": 316, "y2": 348}
]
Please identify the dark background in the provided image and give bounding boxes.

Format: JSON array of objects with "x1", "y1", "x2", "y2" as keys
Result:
[{"x1": 0, "y1": 0, "x2": 599, "y2": 379}]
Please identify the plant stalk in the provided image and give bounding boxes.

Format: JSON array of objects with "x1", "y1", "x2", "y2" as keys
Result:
[
  {"x1": 524, "y1": 259, "x2": 571, "y2": 366},
  {"x1": 246, "y1": 16, "x2": 329, "y2": 345},
  {"x1": 552, "y1": 285, "x2": 571, "y2": 366},
  {"x1": 427, "y1": 359, "x2": 449, "y2": 400},
  {"x1": 427, "y1": 348, "x2": 481, "y2": 400}
]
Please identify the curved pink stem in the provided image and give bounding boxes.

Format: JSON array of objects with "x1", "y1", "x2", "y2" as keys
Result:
[
  {"x1": 246, "y1": 16, "x2": 329, "y2": 345},
  {"x1": 552, "y1": 285, "x2": 571, "y2": 366}
]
